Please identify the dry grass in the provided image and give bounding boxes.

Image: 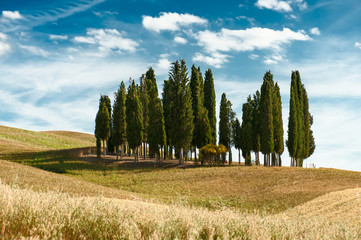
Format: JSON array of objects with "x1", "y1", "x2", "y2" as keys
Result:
[
  {"x1": 0, "y1": 160, "x2": 134, "y2": 200},
  {"x1": 0, "y1": 125, "x2": 95, "y2": 154},
  {"x1": 1, "y1": 181, "x2": 360, "y2": 239}
]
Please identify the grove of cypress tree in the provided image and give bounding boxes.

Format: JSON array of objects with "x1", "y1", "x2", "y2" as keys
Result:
[
  {"x1": 126, "y1": 80, "x2": 143, "y2": 163},
  {"x1": 112, "y1": 81, "x2": 127, "y2": 160},
  {"x1": 204, "y1": 69, "x2": 217, "y2": 144}
]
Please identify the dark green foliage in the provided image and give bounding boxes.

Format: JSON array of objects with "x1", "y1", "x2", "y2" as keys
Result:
[
  {"x1": 294, "y1": 71, "x2": 305, "y2": 161},
  {"x1": 198, "y1": 66, "x2": 204, "y2": 105},
  {"x1": 112, "y1": 81, "x2": 127, "y2": 156},
  {"x1": 148, "y1": 78, "x2": 166, "y2": 160},
  {"x1": 287, "y1": 77, "x2": 298, "y2": 160},
  {"x1": 126, "y1": 80, "x2": 143, "y2": 161},
  {"x1": 233, "y1": 118, "x2": 242, "y2": 164},
  {"x1": 146, "y1": 67, "x2": 157, "y2": 94},
  {"x1": 259, "y1": 71, "x2": 274, "y2": 155},
  {"x1": 204, "y1": 69, "x2": 217, "y2": 144},
  {"x1": 251, "y1": 91, "x2": 261, "y2": 165}
]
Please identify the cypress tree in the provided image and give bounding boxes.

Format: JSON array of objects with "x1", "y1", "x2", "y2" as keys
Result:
[
  {"x1": 259, "y1": 71, "x2": 274, "y2": 167},
  {"x1": 112, "y1": 81, "x2": 127, "y2": 160},
  {"x1": 295, "y1": 71, "x2": 305, "y2": 166},
  {"x1": 204, "y1": 69, "x2": 217, "y2": 144},
  {"x1": 126, "y1": 80, "x2": 143, "y2": 163},
  {"x1": 198, "y1": 66, "x2": 204, "y2": 104},
  {"x1": 167, "y1": 59, "x2": 194, "y2": 164},
  {"x1": 218, "y1": 93, "x2": 235, "y2": 163},
  {"x1": 251, "y1": 91, "x2": 261, "y2": 165},
  {"x1": 148, "y1": 79, "x2": 166, "y2": 162},
  {"x1": 240, "y1": 96, "x2": 254, "y2": 166},
  {"x1": 273, "y1": 83, "x2": 284, "y2": 166},
  {"x1": 233, "y1": 118, "x2": 242, "y2": 164},
  {"x1": 140, "y1": 74, "x2": 149, "y2": 159},
  {"x1": 95, "y1": 101, "x2": 110, "y2": 156},
  {"x1": 99, "y1": 95, "x2": 114, "y2": 154},
  {"x1": 146, "y1": 67, "x2": 157, "y2": 94},
  {"x1": 287, "y1": 77, "x2": 298, "y2": 167},
  {"x1": 190, "y1": 65, "x2": 211, "y2": 161},
  {"x1": 162, "y1": 78, "x2": 174, "y2": 159}
]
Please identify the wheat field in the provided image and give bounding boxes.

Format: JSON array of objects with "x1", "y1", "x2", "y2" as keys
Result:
[{"x1": 1, "y1": 181, "x2": 360, "y2": 239}]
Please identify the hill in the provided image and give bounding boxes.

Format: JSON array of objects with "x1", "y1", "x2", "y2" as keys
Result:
[{"x1": 0, "y1": 125, "x2": 95, "y2": 154}]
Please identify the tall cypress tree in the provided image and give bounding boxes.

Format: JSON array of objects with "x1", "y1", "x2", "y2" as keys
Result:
[
  {"x1": 287, "y1": 76, "x2": 298, "y2": 167},
  {"x1": 190, "y1": 65, "x2": 211, "y2": 160},
  {"x1": 126, "y1": 80, "x2": 143, "y2": 163},
  {"x1": 99, "y1": 95, "x2": 114, "y2": 153},
  {"x1": 148, "y1": 79, "x2": 166, "y2": 162},
  {"x1": 259, "y1": 71, "x2": 274, "y2": 167},
  {"x1": 167, "y1": 59, "x2": 194, "y2": 164},
  {"x1": 198, "y1": 66, "x2": 205, "y2": 105},
  {"x1": 240, "y1": 96, "x2": 254, "y2": 166},
  {"x1": 204, "y1": 69, "x2": 217, "y2": 144},
  {"x1": 112, "y1": 81, "x2": 127, "y2": 160},
  {"x1": 219, "y1": 93, "x2": 232, "y2": 163},
  {"x1": 95, "y1": 101, "x2": 110, "y2": 156},
  {"x1": 146, "y1": 67, "x2": 157, "y2": 94},
  {"x1": 233, "y1": 118, "x2": 242, "y2": 164},
  {"x1": 140, "y1": 74, "x2": 149, "y2": 159},
  {"x1": 295, "y1": 71, "x2": 305, "y2": 166},
  {"x1": 251, "y1": 91, "x2": 261, "y2": 165},
  {"x1": 273, "y1": 83, "x2": 284, "y2": 166}
]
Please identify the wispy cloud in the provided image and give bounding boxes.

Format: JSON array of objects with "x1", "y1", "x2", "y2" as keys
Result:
[
  {"x1": 310, "y1": 27, "x2": 321, "y2": 35},
  {"x1": 192, "y1": 52, "x2": 230, "y2": 68},
  {"x1": 19, "y1": 45, "x2": 50, "y2": 57},
  {"x1": 174, "y1": 36, "x2": 187, "y2": 44},
  {"x1": 142, "y1": 12, "x2": 207, "y2": 33},
  {"x1": 0, "y1": 33, "x2": 11, "y2": 55},
  {"x1": 0, "y1": 0, "x2": 105, "y2": 32},
  {"x1": 255, "y1": 0, "x2": 308, "y2": 13},
  {"x1": 355, "y1": 42, "x2": 361, "y2": 49},
  {"x1": 73, "y1": 28, "x2": 139, "y2": 57},
  {"x1": 49, "y1": 34, "x2": 68, "y2": 41}
]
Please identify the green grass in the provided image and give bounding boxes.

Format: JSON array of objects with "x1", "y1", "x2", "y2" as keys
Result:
[
  {"x1": 0, "y1": 125, "x2": 95, "y2": 154},
  {"x1": 20, "y1": 157, "x2": 361, "y2": 214}
]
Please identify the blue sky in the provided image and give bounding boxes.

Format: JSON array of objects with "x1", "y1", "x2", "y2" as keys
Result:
[{"x1": 1, "y1": 0, "x2": 361, "y2": 171}]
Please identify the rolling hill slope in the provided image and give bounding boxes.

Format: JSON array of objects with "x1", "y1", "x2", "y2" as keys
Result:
[{"x1": 0, "y1": 125, "x2": 95, "y2": 154}]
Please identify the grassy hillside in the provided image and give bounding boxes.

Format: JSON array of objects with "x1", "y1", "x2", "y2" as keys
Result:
[
  {"x1": 0, "y1": 125, "x2": 95, "y2": 154},
  {"x1": 63, "y1": 162, "x2": 361, "y2": 213},
  {"x1": 1, "y1": 181, "x2": 359, "y2": 239}
]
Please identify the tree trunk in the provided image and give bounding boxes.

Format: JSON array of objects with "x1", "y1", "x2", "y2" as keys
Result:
[
  {"x1": 279, "y1": 154, "x2": 282, "y2": 167},
  {"x1": 245, "y1": 152, "x2": 248, "y2": 166},
  {"x1": 116, "y1": 145, "x2": 119, "y2": 161},
  {"x1": 263, "y1": 154, "x2": 266, "y2": 167},
  {"x1": 256, "y1": 152, "x2": 260, "y2": 166},
  {"x1": 194, "y1": 147, "x2": 197, "y2": 162},
  {"x1": 103, "y1": 140, "x2": 106, "y2": 156},
  {"x1": 178, "y1": 148, "x2": 183, "y2": 164},
  {"x1": 238, "y1": 149, "x2": 241, "y2": 165}
]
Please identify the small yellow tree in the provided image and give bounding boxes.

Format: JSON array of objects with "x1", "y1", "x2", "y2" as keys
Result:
[{"x1": 199, "y1": 144, "x2": 227, "y2": 166}]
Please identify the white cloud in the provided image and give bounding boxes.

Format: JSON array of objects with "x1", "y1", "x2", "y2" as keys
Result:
[
  {"x1": 19, "y1": 45, "x2": 49, "y2": 57},
  {"x1": 0, "y1": 33, "x2": 11, "y2": 55},
  {"x1": 142, "y1": 12, "x2": 207, "y2": 33},
  {"x1": 174, "y1": 36, "x2": 187, "y2": 44},
  {"x1": 355, "y1": 42, "x2": 361, "y2": 49},
  {"x1": 310, "y1": 27, "x2": 320, "y2": 35},
  {"x1": 2, "y1": 11, "x2": 22, "y2": 20},
  {"x1": 249, "y1": 54, "x2": 259, "y2": 60},
  {"x1": 264, "y1": 55, "x2": 283, "y2": 64},
  {"x1": 255, "y1": 0, "x2": 308, "y2": 13},
  {"x1": 73, "y1": 28, "x2": 138, "y2": 56},
  {"x1": 195, "y1": 27, "x2": 311, "y2": 53},
  {"x1": 155, "y1": 58, "x2": 171, "y2": 75},
  {"x1": 49, "y1": 34, "x2": 68, "y2": 40},
  {"x1": 192, "y1": 52, "x2": 230, "y2": 68},
  {"x1": 255, "y1": 0, "x2": 292, "y2": 12}
]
